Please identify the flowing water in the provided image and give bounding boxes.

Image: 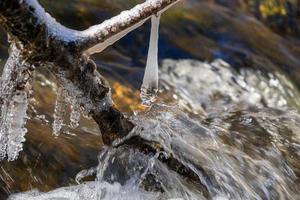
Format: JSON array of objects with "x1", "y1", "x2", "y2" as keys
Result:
[
  {"x1": 8, "y1": 58, "x2": 300, "y2": 200},
  {"x1": 1, "y1": 0, "x2": 300, "y2": 199}
]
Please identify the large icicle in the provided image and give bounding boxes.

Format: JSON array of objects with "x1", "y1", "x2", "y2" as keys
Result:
[
  {"x1": 140, "y1": 14, "x2": 161, "y2": 106},
  {"x1": 52, "y1": 87, "x2": 68, "y2": 136},
  {"x1": 0, "y1": 44, "x2": 32, "y2": 161}
]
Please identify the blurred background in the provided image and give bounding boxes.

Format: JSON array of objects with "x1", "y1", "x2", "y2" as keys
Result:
[{"x1": 0, "y1": 0, "x2": 300, "y2": 199}]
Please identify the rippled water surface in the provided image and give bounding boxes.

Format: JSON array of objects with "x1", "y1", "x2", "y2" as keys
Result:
[{"x1": 1, "y1": 0, "x2": 300, "y2": 199}]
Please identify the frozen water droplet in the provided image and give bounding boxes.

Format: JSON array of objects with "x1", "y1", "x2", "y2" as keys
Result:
[
  {"x1": 141, "y1": 15, "x2": 161, "y2": 106},
  {"x1": 52, "y1": 87, "x2": 68, "y2": 136}
]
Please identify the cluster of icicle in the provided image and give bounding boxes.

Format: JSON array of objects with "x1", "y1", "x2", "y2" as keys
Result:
[
  {"x1": 0, "y1": 45, "x2": 30, "y2": 161},
  {"x1": 0, "y1": 2, "x2": 164, "y2": 161},
  {"x1": 52, "y1": 87, "x2": 81, "y2": 136},
  {"x1": 0, "y1": 45, "x2": 82, "y2": 161}
]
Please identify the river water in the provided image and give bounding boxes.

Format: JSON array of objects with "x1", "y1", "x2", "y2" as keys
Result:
[{"x1": 1, "y1": 0, "x2": 300, "y2": 200}]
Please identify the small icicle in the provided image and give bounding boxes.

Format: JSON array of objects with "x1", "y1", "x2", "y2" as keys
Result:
[
  {"x1": 0, "y1": 92, "x2": 29, "y2": 161},
  {"x1": 52, "y1": 87, "x2": 68, "y2": 136},
  {"x1": 0, "y1": 44, "x2": 32, "y2": 161},
  {"x1": 6, "y1": 90, "x2": 28, "y2": 161},
  {"x1": 69, "y1": 96, "x2": 80, "y2": 129},
  {"x1": 140, "y1": 14, "x2": 161, "y2": 106},
  {"x1": 0, "y1": 47, "x2": 20, "y2": 159},
  {"x1": 0, "y1": 97, "x2": 11, "y2": 160}
]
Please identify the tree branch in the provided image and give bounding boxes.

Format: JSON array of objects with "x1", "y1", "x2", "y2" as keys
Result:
[
  {"x1": 0, "y1": 0, "x2": 179, "y2": 146},
  {"x1": 0, "y1": 1, "x2": 204, "y2": 189},
  {"x1": 78, "y1": 0, "x2": 179, "y2": 54},
  {"x1": 0, "y1": 0, "x2": 179, "y2": 56}
]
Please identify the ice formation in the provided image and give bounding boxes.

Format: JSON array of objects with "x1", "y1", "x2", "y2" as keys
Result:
[
  {"x1": 85, "y1": 19, "x2": 148, "y2": 55},
  {"x1": 5, "y1": 91, "x2": 29, "y2": 161},
  {"x1": 53, "y1": 89, "x2": 81, "y2": 133},
  {"x1": 140, "y1": 15, "x2": 161, "y2": 106},
  {"x1": 69, "y1": 96, "x2": 80, "y2": 129},
  {"x1": 0, "y1": 45, "x2": 30, "y2": 161},
  {"x1": 52, "y1": 87, "x2": 68, "y2": 136}
]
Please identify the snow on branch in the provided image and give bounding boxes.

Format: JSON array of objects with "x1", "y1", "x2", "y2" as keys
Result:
[
  {"x1": 78, "y1": 0, "x2": 179, "y2": 55},
  {"x1": 0, "y1": 0, "x2": 179, "y2": 55}
]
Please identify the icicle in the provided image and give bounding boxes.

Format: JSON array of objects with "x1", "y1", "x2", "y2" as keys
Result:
[
  {"x1": 85, "y1": 19, "x2": 148, "y2": 55},
  {"x1": 0, "y1": 92, "x2": 28, "y2": 161},
  {"x1": 0, "y1": 95, "x2": 11, "y2": 159},
  {"x1": 6, "y1": 90, "x2": 28, "y2": 161},
  {"x1": 52, "y1": 87, "x2": 68, "y2": 136},
  {"x1": 69, "y1": 96, "x2": 80, "y2": 129},
  {"x1": 140, "y1": 14, "x2": 161, "y2": 106},
  {"x1": 0, "y1": 44, "x2": 32, "y2": 161}
]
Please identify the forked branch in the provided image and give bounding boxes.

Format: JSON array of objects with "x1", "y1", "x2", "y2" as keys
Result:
[
  {"x1": 0, "y1": 0, "x2": 179, "y2": 151},
  {"x1": 0, "y1": 0, "x2": 179, "y2": 56}
]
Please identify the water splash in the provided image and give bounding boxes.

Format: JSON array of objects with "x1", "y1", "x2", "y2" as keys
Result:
[
  {"x1": 141, "y1": 15, "x2": 161, "y2": 106},
  {"x1": 130, "y1": 105, "x2": 300, "y2": 199},
  {"x1": 9, "y1": 181, "x2": 162, "y2": 200},
  {"x1": 160, "y1": 59, "x2": 300, "y2": 113},
  {"x1": 52, "y1": 87, "x2": 68, "y2": 136}
]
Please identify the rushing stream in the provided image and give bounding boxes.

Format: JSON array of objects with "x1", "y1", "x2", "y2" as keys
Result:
[
  {"x1": 8, "y1": 58, "x2": 300, "y2": 200},
  {"x1": 0, "y1": 0, "x2": 300, "y2": 200}
]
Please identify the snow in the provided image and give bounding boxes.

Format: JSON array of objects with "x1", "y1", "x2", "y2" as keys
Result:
[{"x1": 25, "y1": 0, "x2": 83, "y2": 42}]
